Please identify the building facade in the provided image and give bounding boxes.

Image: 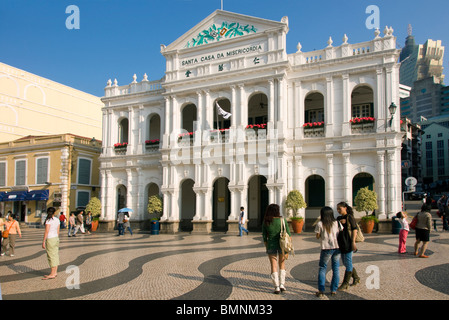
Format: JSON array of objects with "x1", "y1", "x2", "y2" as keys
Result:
[
  {"x1": 0, "y1": 62, "x2": 103, "y2": 143},
  {"x1": 99, "y1": 10, "x2": 403, "y2": 233},
  {"x1": 0, "y1": 134, "x2": 101, "y2": 225}
]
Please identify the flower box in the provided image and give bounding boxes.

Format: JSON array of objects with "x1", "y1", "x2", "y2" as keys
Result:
[
  {"x1": 245, "y1": 123, "x2": 267, "y2": 140},
  {"x1": 114, "y1": 142, "x2": 128, "y2": 150},
  {"x1": 145, "y1": 139, "x2": 160, "y2": 146}
]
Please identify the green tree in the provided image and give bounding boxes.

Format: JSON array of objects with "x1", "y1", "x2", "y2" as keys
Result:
[
  {"x1": 85, "y1": 196, "x2": 101, "y2": 220},
  {"x1": 285, "y1": 190, "x2": 307, "y2": 219},
  {"x1": 147, "y1": 195, "x2": 163, "y2": 220},
  {"x1": 354, "y1": 187, "x2": 378, "y2": 216}
]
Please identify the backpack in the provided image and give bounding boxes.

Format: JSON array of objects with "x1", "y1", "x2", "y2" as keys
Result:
[{"x1": 279, "y1": 218, "x2": 294, "y2": 258}]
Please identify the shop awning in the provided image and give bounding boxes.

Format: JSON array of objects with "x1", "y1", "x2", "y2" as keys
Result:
[
  {"x1": 26, "y1": 190, "x2": 49, "y2": 201},
  {"x1": 0, "y1": 191, "x2": 28, "y2": 201}
]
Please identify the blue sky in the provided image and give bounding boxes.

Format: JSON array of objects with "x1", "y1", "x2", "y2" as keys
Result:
[{"x1": 1, "y1": 0, "x2": 448, "y2": 97}]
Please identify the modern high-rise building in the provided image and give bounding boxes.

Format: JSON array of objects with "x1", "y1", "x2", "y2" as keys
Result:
[{"x1": 399, "y1": 25, "x2": 445, "y2": 88}]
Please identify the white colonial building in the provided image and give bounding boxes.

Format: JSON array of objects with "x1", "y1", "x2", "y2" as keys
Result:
[{"x1": 99, "y1": 10, "x2": 403, "y2": 233}]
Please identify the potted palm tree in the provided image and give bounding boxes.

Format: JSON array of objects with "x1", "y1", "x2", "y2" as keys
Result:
[
  {"x1": 147, "y1": 195, "x2": 163, "y2": 235},
  {"x1": 354, "y1": 187, "x2": 379, "y2": 234},
  {"x1": 85, "y1": 196, "x2": 101, "y2": 231},
  {"x1": 285, "y1": 190, "x2": 307, "y2": 233}
]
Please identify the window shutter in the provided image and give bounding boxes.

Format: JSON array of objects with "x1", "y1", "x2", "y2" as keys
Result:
[
  {"x1": 78, "y1": 159, "x2": 91, "y2": 185},
  {"x1": 77, "y1": 191, "x2": 90, "y2": 207},
  {"x1": 16, "y1": 160, "x2": 26, "y2": 185},
  {"x1": 37, "y1": 158, "x2": 48, "y2": 184},
  {"x1": 0, "y1": 163, "x2": 5, "y2": 186}
]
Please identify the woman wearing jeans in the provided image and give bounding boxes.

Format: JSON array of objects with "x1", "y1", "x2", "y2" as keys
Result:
[
  {"x1": 336, "y1": 202, "x2": 360, "y2": 290},
  {"x1": 315, "y1": 206, "x2": 342, "y2": 297}
]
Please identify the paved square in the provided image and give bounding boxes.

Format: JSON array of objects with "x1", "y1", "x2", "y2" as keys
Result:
[{"x1": 1, "y1": 225, "x2": 448, "y2": 301}]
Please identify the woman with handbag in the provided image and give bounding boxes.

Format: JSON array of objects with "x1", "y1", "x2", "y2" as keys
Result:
[
  {"x1": 262, "y1": 203, "x2": 291, "y2": 294},
  {"x1": 336, "y1": 202, "x2": 360, "y2": 290},
  {"x1": 315, "y1": 206, "x2": 342, "y2": 297},
  {"x1": 1, "y1": 213, "x2": 22, "y2": 257}
]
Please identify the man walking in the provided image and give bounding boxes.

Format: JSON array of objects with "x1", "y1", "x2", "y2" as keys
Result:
[{"x1": 239, "y1": 207, "x2": 249, "y2": 236}]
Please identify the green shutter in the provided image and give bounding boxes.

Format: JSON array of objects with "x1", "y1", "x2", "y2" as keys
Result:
[
  {"x1": 78, "y1": 159, "x2": 91, "y2": 185},
  {"x1": 77, "y1": 191, "x2": 90, "y2": 207}
]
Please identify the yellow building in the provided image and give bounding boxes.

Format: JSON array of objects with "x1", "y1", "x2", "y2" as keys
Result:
[
  {"x1": 0, "y1": 62, "x2": 103, "y2": 143},
  {"x1": 0, "y1": 134, "x2": 101, "y2": 226}
]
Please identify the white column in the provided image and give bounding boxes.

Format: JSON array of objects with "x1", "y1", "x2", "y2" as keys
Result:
[
  {"x1": 341, "y1": 74, "x2": 351, "y2": 136},
  {"x1": 163, "y1": 96, "x2": 170, "y2": 148},
  {"x1": 100, "y1": 170, "x2": 106, "y2": 220},
  {"x1": 127, "y1": 107, "x2": 134, "y2": 155},
  {"x1": 105, "y1": 170, "x2": 114, "y2": 221},
  {"x1": 196, "y1": 91, "x2": 203, "y2": 131},
  {"x1": 342, "y1": 153, "x2": 351, "y2": 204},
  {"x1": 326, "y1": 77, "x2": 334, "y2": 137},
  {"x1": 107, "y1": 110, "x2": 114, "y2": 156},
  {"x1": 377, "y1": 151, "x2": 386, "y2": 218},
  {"x1": 239, "y1": 84, "x2": 246, "y2": 129},
  {"x1": 268, "y1": 79, "x2": 275, "y2": 130},
  {"x1": 387, "y1": 150, "x2": 396, "y2": 218},
  {"x1": 230, "y1": 85, "x2": 237, "y2": 129},
  {"x1": 138, "y1": 105, "x2": 144, "y2": 154},
  {"x1": 326, "y1": 154, "x2": 334, "y2": 209}
]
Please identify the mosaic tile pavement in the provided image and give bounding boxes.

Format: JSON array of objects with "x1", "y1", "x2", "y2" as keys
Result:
[{"x1": 1, "y1": 224, "x2": 448, "y2": 301}]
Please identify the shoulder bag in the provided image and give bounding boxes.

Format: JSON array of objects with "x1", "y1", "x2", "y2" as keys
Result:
[
  {"x1": 279, "y1": 218, "x2": 294, "y2": 258},
  {"x1": 347, "y1": 216, "x2": 364, "y2": 243},
  {"x1": 3, "y1": 221, "x2": 15, "y2": 239},
  {"x1": 409, "y1": 214, "x2": 418, "y2": 230}
]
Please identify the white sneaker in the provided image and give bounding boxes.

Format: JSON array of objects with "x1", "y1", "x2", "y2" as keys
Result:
[{"x1": 10, "y1": 254, "x2": 14, "y2": 257}]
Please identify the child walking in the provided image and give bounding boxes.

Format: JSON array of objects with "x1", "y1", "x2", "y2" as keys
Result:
[{"x1": 396, "y1": 211, "x2": 409, "y2": 254}]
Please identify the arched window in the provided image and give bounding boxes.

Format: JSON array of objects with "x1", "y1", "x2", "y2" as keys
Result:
[
  {"x1": 304, "y1": 92, "x2": 324, "y2": 124},
  {"x1": 351, "y1": 86, "x2": 374, "y2": 119},
  {"x1": 118, "y1": 118, "x2": 129, "y2": 144},
  {"x1": 248, "y1": 93, "x2": 268, "y2": 126},
  {"x1": 181, "y1": 104, "x2": 197, "y2": 133},
  {"x1": 214, "y1": 99, "x2": 231, "y2": 130}
]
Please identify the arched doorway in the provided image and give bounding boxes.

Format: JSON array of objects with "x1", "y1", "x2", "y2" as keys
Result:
[
  {"x1": 305, "y1": 175, "x2": 325, "y2": 208},
  {"x1": 212, "y1": 177, "x2": 230, "y2": 231},
  {"x1": 248, "y1": 175, "x2": 268, "y2": 231},
  {"x1": 180, "y1": 179, "x2": 195, "y2": 232},
  {"x1": 352, "y1": 173, "x2": 375, "y2": 203},
  {"x1": 116, "y1": 184, "x2": 127, "y2": 219}
]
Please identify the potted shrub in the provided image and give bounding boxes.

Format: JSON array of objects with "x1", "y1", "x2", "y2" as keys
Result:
[
  {"x1": 85, "y1": 196, "x2": 101, "y2": 231},
  {"x1": 285, "y1": 190, "x2": 307, "y2": 233},
  {"x1": 148, "y1": 195, "x2": 163, "y2": 235},
  {"x1": 354, "y1": 187, "x2": 379, "y2": 234}
]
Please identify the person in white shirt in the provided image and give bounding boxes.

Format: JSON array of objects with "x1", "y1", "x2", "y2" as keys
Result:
[
  {"x1": 315, "y1": 206, "x2": 342, "y2": 297},
  {"x1": 396, "y1": 211, "x2": 409, "y2": 254},
  {"x1": 42, "y1": 207, "x2": 60, "y2": 280}
]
